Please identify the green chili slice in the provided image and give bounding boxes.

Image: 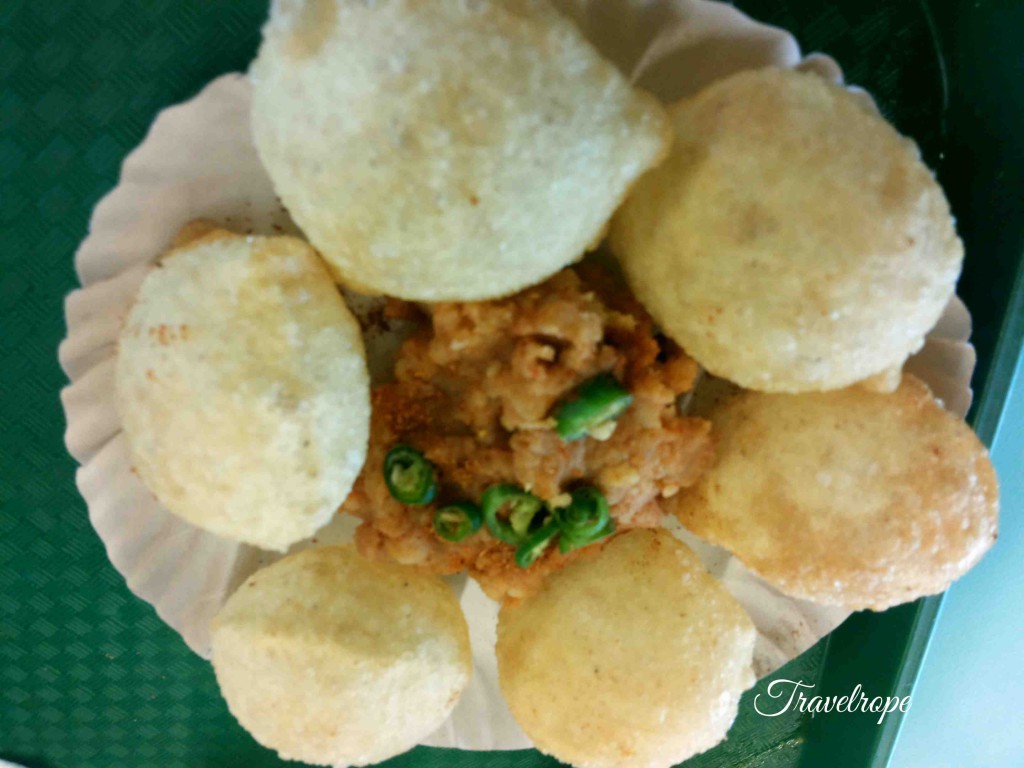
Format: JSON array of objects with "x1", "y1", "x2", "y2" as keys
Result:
[
  {"x1": 383, "y1": 444, "x2": 437, "y2": 505},
  {"x1": 482, "y1": 484, "x2": 544, "y2": 545},
  {"x1": 556, "y1": 487, "x2": 615, "y2": 553},
  {"x1": 515, "y1": 517, "x2": 561, "y2": 569},
  {"x1": 433, "y1": 502, "x2": 482, "y2": 542},
  {"x1": 554, "y1": 373, "x2": 633, "y2": 441},
  {"x1": 556, "y1": 486, "x2": 611, "y2": 540},
  {"x1": 558, "y1": 518, "x2": 615, "y2": 553}
]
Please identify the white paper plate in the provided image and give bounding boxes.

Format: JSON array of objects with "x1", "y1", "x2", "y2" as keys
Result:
[{"x1": 58, "y1": 0, "x2": 974, "y2": 751}]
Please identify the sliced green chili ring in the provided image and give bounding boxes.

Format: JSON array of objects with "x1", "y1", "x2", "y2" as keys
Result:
[
  {"x1": 482, "y1": 484, "x2": 544, "y2": 545},
  {"x1": 514, "y1": 517, "x2": 561, "y2": 569},
  {"x1": 554, "y1": 373, "x2": 634, "y2": 441},
  {"x1": 383, "y1": 444, "x2": 437, "y2": 506},
  {"x1": 509, "y1": 497, "x2": 544, "y2": 537},
  {"x1": 556, "y1": 486, "x2": 611, "y2": 540},
  {"x1": 558, "y1": 517, "x2": 615, "y2": 554},
  {"x1": 433, "y1": 502, "x2": 482, "y2": 542}
]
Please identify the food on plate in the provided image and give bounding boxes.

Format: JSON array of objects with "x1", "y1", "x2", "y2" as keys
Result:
[
  {"x1": 672, "y1": 375, "x2": 999, "y2": 610},
  {"x1": 80, "y1": 3, "x2": 997, "y2": 762},
  {"x1": 496, "y1": 529, "x2": 756, "y2": 768},
  {"x1": 610, "y1": 67, "x2": 963, "y2": 393},
  {"x1": 341, "y1": 266, "x2": 715, "y2": 600},
  {"x1": 211, "y1": 546, "x2": 471, "y2": 767},
  {"x1": 115, "y1": 223, "x2": 370, "y2": 551},
  {"x1": 250, "y1": 0, "x2": 670, "y2": 301}
]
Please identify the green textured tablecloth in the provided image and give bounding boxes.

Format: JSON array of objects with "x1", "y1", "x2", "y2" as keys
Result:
[{"x1": 0, "y1": 2, "x2": 1000, "y2": 767}]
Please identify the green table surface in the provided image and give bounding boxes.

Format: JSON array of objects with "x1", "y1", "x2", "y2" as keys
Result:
[{"x1": 2, "y1": 2, "x2": 1022, "y2": 767}]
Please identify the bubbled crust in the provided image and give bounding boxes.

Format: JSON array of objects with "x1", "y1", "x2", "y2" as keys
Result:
[
  {"x1": 672, "y1": 375, "x2": 999, "y2": 610},
  {"x1": 610, "y1": 67, "x2": 963, "y2": 392},
  {"x1": 496, "y1": 529, "x2": 756, "y2": 768},
  {"x1": 251, "y1": 0, "x2": 670, "y2": 300},
  {"x1": 211, "y1": 546, "x2": 471, "y2": 767},
  {"x1": 115, "y1": 225, "x2": 370, "y2": 551}
]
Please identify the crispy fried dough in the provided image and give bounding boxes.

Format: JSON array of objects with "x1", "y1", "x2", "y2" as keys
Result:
[
  {"x1": 672, "y1": 375, "x2": 998, "y2": 610},
  {"x1": 497, "y1": 529, "x2": 755, "y2": 768},
  {"x1": 251, "y1": 0, "x2": 670, "y2": 300},
  {"x1": 611, "y1": 67, "x2": 963, "y2": 392},
  {"x1": 116, "y1": 225, "x2": 370, "y2": 550},
  {"x1": 211, "y1": 546, "x2": 471, "y2": 766}
]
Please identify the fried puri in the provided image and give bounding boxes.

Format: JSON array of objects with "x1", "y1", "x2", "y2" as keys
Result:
[
  {"x1": 497, "y1": 529, "x2": 755, "y2": 768},
  {"x1": 610, "y1": 67, "x2": 963, "y2": 392},
  {"x1": 250, "y1": 0, "x2": 670, "y2": 300},
  {"x1": 116, "y1": 224, "x2": 370, "y2": 551},
  {"x1": 673, "y1": 375, "x2": 998, "y2": 610},
  {"x1": 211, "y1": 546, "x2": 471, "y2": 766}
]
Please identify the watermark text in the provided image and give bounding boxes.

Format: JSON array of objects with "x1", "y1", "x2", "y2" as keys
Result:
[{"x1": 753, "y1": 679, "x2": 911, "y2": 725}]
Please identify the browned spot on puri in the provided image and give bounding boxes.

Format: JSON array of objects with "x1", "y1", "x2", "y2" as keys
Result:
[
  {"x1": 468, "y1": 194, "x2": 480, "y2": 206},
  {"x1": 146, "y1": 369, "x2": 157, "y2": 381},
  {"x1": 147, "y1": 324, "x2": 189, "y2": 345},
  {"x1": 283, "y1": 0, "x2": 337, "y2": 59}
]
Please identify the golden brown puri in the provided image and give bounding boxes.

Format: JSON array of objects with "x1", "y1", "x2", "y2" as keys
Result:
[
  {"x1": 611, "y1": 67, "x2": 963, "y2": 393},
  {"x1": 497, "y1": 529, "x2": 756, "y2": 768},
  {"x1": 672, "y1": 375, "x2": 998, "y2": 610},
  {"x1": 251, "y1": 0, "x2": 670, "y2": 300},
  {"x1": 116, "y1": 224, "x2": 370, "y2": 551},
  {"x1": 211, "y1": 546, "x2": 471, "y2": 767},
  {"x1": 341, "y1": 267, "x2": 714, "y2": 601}
]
